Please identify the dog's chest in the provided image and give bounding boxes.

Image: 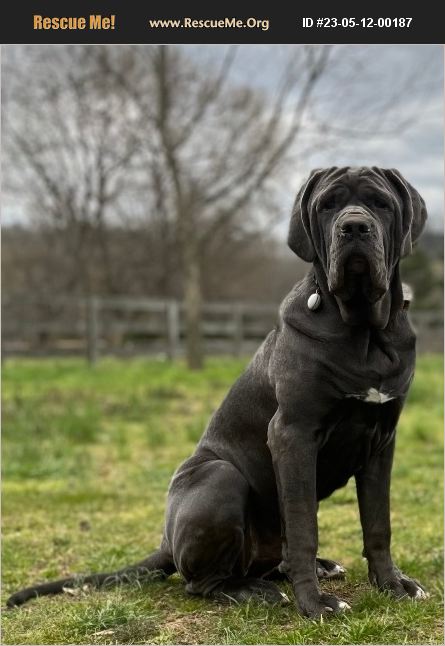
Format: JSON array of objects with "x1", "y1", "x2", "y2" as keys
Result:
[
  {"x1": 340, "y1": 361, "x2": 413, "y2": 404},
  {"x1": 316, "y1": 398, "x2": 396, "y2": 499},
  {"x1": 331, "y1": 333, "x2": 414, "y2": 404}
]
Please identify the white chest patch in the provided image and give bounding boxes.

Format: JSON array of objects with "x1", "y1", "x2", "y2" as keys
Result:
[{"x1": 347, "y1": 388, "x2": 396, "y2": 404}]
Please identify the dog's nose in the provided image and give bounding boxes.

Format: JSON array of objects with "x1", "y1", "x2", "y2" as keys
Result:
[{"x1": 339, "y1": 218, "x2": 371, "y2": 240}]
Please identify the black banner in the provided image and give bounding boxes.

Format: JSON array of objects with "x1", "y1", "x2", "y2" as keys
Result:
[{"x1": 1, "y1": 1, "x2": 443, "y2": 44}]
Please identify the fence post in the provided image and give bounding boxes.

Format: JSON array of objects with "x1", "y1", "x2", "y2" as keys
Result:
[
  {"x1": 232, "y1": 305, "x2": 243, "y2": 357},
  {"x1": 166, "y1": 300, "x2": 180, "y2": 360},
  {"x1": 86, "y1": 297, "x2": 99, "y2": 365}
]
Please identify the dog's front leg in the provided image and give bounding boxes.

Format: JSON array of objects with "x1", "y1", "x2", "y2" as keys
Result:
[
  {"x1": 355, "y1": 438, "x2": 428, "y2": 600},
  {"x1": 267, "y1": 411, "x2": 349, "y2": 618}
]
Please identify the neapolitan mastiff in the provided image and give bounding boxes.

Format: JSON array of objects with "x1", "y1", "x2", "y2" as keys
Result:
[{"x1": 8, "y1": 166, "x2": 429, "y2": 618}]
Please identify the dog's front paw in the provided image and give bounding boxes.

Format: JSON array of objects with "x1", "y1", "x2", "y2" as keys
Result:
[
  {"x1": 296, "y1": 589, "x2": 351, "y2": 618},
  {"x1": 369, "y1": 567, "x2": 429, "y2": 600}
]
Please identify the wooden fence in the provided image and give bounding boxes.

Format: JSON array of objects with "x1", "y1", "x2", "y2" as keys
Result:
[{"x1": 2, "y1": 296, "x2": 442, "y2": 362}]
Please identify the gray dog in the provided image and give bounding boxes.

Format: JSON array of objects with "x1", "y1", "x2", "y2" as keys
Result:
[{"x1": 8, "y1": 166, "x2": 429, "y2": 618}]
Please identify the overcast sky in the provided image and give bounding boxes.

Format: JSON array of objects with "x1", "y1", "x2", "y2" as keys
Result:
[
  {"x1": 2, "y1": 44, "x2": 443, "y2": 232},
  {"x1": 305, "y1": 46, "x2": 443, "y2": 232},
  {"x1": 219, "y1": 44, "x2": 443, "y2": 234}
]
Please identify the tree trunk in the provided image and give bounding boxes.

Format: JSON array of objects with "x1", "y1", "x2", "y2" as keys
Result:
[{"x1": 183, "y1": 241, "x2": 203, "y2": 370}]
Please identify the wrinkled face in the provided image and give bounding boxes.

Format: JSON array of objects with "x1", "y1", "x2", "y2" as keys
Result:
[
  {"x1": 314, "y1": 171, "x2": 394, "y2": 320},
  {"x1": 288, "y1": 166, "x2": 427, "y2": 326}
]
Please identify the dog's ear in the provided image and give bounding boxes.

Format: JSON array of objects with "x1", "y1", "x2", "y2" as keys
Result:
[
  {"x1": 288, "y1": 169, "x2": 326, "y2": 262},
  {"x1": 383, "y1": 168, "x2": 427, "y2": 257}
]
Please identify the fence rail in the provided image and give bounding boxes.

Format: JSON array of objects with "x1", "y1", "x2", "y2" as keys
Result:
[{"x1": 2, "y1": 296, "x2": 442, "y2": 362}]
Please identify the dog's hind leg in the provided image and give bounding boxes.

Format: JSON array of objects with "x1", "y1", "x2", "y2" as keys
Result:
[
  {"x1": 6, "y1": 548, "x2": 175, "y2": 608},
  {"x1": 166, "y1": 456, "x2": 289, "y2": 605},
  {"x1": 316, "y1": 557, "x2": 346, "y2": 580},
  {"x1": 250, "y1": 558, "x2": 346, "y2": 582},
  {"x1": 208, "y1": 577, "x2": 289, "y2": 604}
]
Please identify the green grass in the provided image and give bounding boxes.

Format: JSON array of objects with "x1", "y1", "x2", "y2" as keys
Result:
[{"x1": 2, "y1": 355, "x2": 443, "y2": 644}]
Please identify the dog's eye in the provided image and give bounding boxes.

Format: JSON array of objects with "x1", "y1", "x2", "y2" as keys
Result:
[
  {"x1": 370, "y1": 196, "x2": 390, "y2": 210},
  {"x1": 320, "y1": 196, "x2": 337, "y2": 211}
]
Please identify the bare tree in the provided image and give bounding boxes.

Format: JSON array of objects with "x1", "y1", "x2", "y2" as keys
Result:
[
  {"x1": 102, "y1": 45, "x2": 332, "y2": 367},
  {"x1": 2, "y1": 46, "x2": 141, "y2": 298}
]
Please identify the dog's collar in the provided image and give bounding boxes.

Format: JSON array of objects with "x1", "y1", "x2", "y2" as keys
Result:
[{"x1": 308, "y1": 274, "x2": 411, "y2": 313}]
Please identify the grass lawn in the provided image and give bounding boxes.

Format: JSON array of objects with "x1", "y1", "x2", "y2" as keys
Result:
[{"x1": 2, "y1": 355, "x2": 443, "y2": 645}]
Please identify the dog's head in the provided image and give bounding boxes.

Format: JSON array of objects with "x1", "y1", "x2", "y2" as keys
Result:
[{"x1": 288, "y1": 167, "x2": 427, "y2": 326}]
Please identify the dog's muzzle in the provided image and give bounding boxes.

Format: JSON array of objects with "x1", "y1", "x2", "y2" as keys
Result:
[{"x1": 328, "y1": 207, "x2": 387, "y2": 303}]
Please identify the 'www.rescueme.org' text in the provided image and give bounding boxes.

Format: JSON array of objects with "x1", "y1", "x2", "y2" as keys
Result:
[{"x1": 148, "y1": 17, "x2": 270, "y2": 31}]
